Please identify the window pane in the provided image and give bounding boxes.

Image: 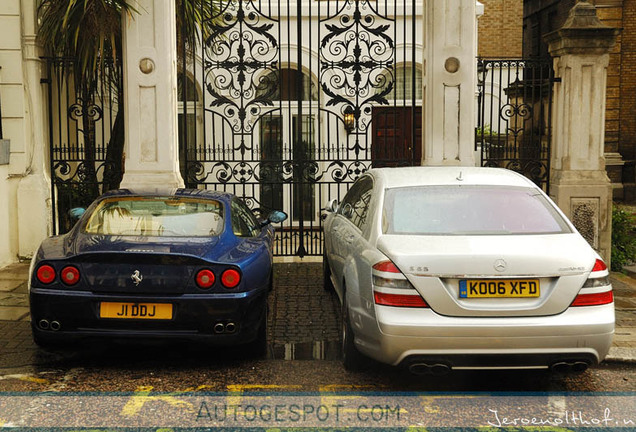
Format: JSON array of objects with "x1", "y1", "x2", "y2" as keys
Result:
[
  {"x1": 84, "y1": 197, "x2": 223, "y2": 237},
  {"x1": 383, "y1": 186, "x2": 571, "y2": 235}
]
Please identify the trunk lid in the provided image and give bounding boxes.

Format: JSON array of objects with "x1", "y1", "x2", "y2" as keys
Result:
[
  {"x1": 376, "y1": 233, "x2": 595, "y2": 317},
  {"x1": 68, "y1": 234, "x2": 225, "y2": 294}
]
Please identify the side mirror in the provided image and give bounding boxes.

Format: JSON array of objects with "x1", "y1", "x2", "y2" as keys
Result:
[
  {"x1": 266, "y1": 210, "x2": 288, "y2": 224},
  {"x1": 324, "y1": 199, "x2": 339, "y2": 213},
  {"x1": 69, "y1": 207, "x2": 85, "y2": 221}
]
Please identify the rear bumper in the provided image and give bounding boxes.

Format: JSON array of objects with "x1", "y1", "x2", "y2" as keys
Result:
[
  {"x1": 359, "y1": 303, "x2": 615, "y2": 368},
  {"x1": 30, "y1": 287, "x2": 268, "y2": 345}
]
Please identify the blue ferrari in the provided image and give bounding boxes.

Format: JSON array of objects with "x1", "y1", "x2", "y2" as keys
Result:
[{"x1": 29, "y1": 188, "x2": 286, "y2": 351}]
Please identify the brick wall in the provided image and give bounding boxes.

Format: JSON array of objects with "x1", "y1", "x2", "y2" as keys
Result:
[
  {"x1": 478, "y1": 0, "x2": 524, "y2": 58},
  {"x1": 618, "y1": 0, "x2": 636, "y2": 197}
]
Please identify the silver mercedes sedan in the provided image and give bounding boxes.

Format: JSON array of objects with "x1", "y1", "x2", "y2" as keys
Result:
[{"x1": 323, "y1": 167, "x2": 614, "y2": 374}]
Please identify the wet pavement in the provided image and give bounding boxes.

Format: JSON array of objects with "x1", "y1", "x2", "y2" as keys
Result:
[{"x1": 0, "y1": 259, "x2": 634, "y2": 375}]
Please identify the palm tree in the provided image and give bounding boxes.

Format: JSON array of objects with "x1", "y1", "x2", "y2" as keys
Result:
[{"x1": 37, "y1": 0, "x2": 219, "y2": 200}]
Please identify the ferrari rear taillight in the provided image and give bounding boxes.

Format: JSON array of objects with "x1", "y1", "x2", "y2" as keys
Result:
[
  {"x1": 571, "y1": 291, "x2": 614, "y2": 307},
  {"x1": 36, "y1": 265, "x2": 56, "y2": 284},
  {"x1": 60, "y1": 266, "x2": 80, "y2": 286},
  {"x1": 221, "y1": 269, "x2": 241, "y2": 289},
  {"x1": 196, "y1": 269, "x2": 215, "y2": 289}
]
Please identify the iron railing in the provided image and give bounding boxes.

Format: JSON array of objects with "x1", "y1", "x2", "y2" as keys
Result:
[
  {"x1": 476, "y1": 57, "x2": 554, "y2": 192},
  {"x1": 44, "y1": 57, "x2": 123, "y2": 234}
]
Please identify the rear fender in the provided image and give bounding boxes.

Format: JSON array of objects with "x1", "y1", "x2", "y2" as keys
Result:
[{"x1": 343, "y1": 249, "x2": 385, "y2": 336}]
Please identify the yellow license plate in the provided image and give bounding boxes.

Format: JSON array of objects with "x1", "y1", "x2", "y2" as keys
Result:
[
  {"x1": 100, "y1": 302, "x2": 173, "y2": 319},
  {"x1": 459, "y1": 279, "x2": 540, "y2": 298}
]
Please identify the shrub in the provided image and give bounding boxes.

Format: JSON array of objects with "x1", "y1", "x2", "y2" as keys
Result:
[{"x1": 611, "y1": 205, "x2": 636, "y2": 272}]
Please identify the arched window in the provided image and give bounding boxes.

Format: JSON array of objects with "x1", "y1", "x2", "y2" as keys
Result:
[
  {"x1": 378, "y1": 65, "x2": 422, "y2": 101},
  {"x1": 256, "y1": 68, "x2": 318, "y2": 102}
]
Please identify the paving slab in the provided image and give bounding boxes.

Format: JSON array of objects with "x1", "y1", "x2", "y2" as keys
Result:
[
  {"x1": 0, "y1": 263, "x2": 30, "y2": 280},
  {"x1": 0, "y1": 306, "x2": 29, "y2": 321},
  {"x1": 0, "y1": 280, "x2": 24, "y2": 292}
]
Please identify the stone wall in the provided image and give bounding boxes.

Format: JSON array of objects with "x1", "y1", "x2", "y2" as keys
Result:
[{"x1": 0, "y1": 0, "x2": 25, "y2": 266}]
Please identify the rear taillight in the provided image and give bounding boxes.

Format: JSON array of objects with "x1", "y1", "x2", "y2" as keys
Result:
[
  {"x1": 60, "y1": 266, "x2": 80, "y2": 286},
  {"x1": 372, "y1": 259, "x2": 428, "y2": 308},
  {"x1": 196, "y1": 269, "x2": 215, "y2": 289},
  {"x1": 571, "y1": 291, "x2": 614, "y2": 307},
  {"x1": 592, "y1": 259, "x2": 608, "y2": 272},
  {"x1": 374, "y1": 291, "x2": 428, "y2": 308},
  {"x1": 372, "y1": 261, "x2": 401, "y2": 273},
  {"x1": 221, "y1": 269, "x2": 241, "y2": 289},
  {"x1": 36, "y1": 265, "x2": 56, "y2": 284},
  {"x1": 576, "y1": 258, "x2": 612, "y2": 304}
]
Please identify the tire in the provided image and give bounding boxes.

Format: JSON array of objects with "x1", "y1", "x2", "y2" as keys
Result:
[
  {"x1": 246, "y1": 305, "x2": 268, "y2": 358},
  {"x1": 341, "y1": 297, "x2": 365, "y2": 371},
  {"x1": 323, "y1": 253, "x2": 335, "y2": 292}
]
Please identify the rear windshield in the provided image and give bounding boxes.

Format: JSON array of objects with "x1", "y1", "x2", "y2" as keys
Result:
[
  {"x1": 84, "y1": 197, "x2": 224, "y2": 237},
  {"x1": 383, "y1": 185, "x2": 572, "y2": 235}
]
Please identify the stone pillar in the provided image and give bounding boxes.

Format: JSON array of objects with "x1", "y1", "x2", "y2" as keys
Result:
[
  {"x1": 17, "y1": 0, "x2": 51, "y2": 258},
  {"x1": 423, "y1": 0, "x2": 476, "y2": 166},
  {"x1": 545, "y1": 1, "x2": 620, "y2": 263},
  {"x1": 120, "y1": 0, "x2": 184, "y2": 189}
]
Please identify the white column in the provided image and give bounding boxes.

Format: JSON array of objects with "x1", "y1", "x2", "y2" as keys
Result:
[
  {"x1": 17, "y1": 0, "x2": 51, "y2": 258},
  {"x1": 120, "y1": 0, "x2": 184, "y2": 189},
  {"x1": 422, "y1": 0, "x2": 476, "y2": 166},
  {"x1": 545, "y1": 1, "x2": 620, "y2": 263}
]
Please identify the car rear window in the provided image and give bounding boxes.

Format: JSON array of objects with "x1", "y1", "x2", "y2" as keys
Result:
[
  {"x1": 383, "y1": 185, "x2": 572, "y2": 235},
  {"x1": 84, "y1": 197, "x2": 224, "y2": 237}
]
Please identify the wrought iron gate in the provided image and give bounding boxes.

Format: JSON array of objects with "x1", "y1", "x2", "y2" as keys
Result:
[
  {"x1": 179, "y1": 0, "x2": 422, "y2": 256},
  {"x1": 44, "y1": 58, "x2": 123, "y2": 234},
  {"x1": 476, "y1": 58, "x2": 554, "y2": 192}
]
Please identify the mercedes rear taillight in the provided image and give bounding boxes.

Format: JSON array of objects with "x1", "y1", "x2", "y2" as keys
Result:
[
  {"x1": 372, "y1": 260, "x2": 428, "y2": 308},
  {"x1": 572, "y1": 259, "x2": 613, "y2": 307}
]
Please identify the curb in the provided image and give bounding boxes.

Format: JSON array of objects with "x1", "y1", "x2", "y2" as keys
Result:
[{"x1": 606, "y1": 347, "x2": 636, "y2": 364}]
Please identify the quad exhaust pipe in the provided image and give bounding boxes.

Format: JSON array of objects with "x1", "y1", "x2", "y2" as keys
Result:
[
  {"x1": 408, "y1": 363, "x2": 451, "y2": 376},
  {"x1": 213, "y1": 321, "x2": 237, "y2": 334},
  {"x1": 551, "y1": 361, "x2": 590, "y2": 373}
]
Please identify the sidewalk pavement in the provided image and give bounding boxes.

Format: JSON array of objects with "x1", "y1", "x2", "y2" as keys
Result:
[{"x1": 1, "y1": 260, "x2": 635, "y2": 363}]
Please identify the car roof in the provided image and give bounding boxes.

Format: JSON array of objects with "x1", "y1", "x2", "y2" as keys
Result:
[
  {"x1": 99, "y1": 188, "x2": 235, "y2": 202},
  {"x1": 367, "y1": 166, "x2": 537, "y2": 189}
]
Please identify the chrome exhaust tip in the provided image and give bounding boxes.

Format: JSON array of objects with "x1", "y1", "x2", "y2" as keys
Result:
[
  {"x1": 408, "y1": 363, "x2": 451, "y2": 376},
  {"x1": 551, "y1": 362, "x2": 571, "y2": 373},
  {"x1": 50, "y1": 321, "x2": 61, "y2": 331},
  {"x1": 213, "y1": 322, "x2": 225, "y2": 334},
  {"x1": 572, "y1": 361, "x2": 589, "y2": 373},
  {"x1": 225, "y1": 322, "x2": 237, "y2": 333},
  {"x1": 38, "y1": 319, "x2": 50, "y2": 330}
]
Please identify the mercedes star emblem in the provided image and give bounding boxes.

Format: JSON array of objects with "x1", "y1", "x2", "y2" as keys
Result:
[{"x1": 494, "y1": 259, "x2": 507, "y2": 272}]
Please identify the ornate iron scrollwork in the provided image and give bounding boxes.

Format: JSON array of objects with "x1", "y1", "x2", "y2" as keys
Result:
[
  {"x1": 204, "y1": 0, "x2": 279, "y2": 153},
  {"x1": 320, "y1": 0, "x2": 394, "y2": 155}
]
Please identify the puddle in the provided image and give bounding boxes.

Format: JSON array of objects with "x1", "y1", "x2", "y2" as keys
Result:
[{"x1": 268, "y1": 341, "x2": 341, "y2": 361}]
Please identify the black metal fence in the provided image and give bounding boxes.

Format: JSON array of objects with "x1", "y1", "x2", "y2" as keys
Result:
[
  {"x1": 476, "y1": 58, "x2": 554, "y2": 192},
  {"x1": 179, "y1": 0, "x2": 422, "y2": 256},
  {"x1": 44, "y1": 57, "x2": 123, "y2": 234}
]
